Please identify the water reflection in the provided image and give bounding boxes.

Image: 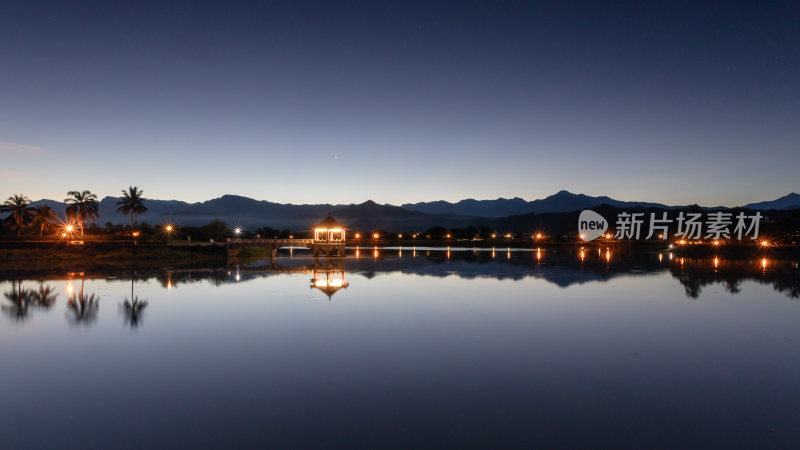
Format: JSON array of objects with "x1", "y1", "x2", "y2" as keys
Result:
[
  {"x1": 2, "y1": 280, "x2": 59, "y2": 321},
  {"x1": 311, "y1": 267, "x2": 349, "y2": 300},
  {"x1": 2, "y1": 249, "x2": 799, "y2": 448},
  {"x1": 66, "y1": 277, "x2": 99, "y2": 326},
  {"x1": 2, "y1": 280, "x2": 32, "y2": 321},
  {"x1": 1, "y1": 249, "x2": 799, "y2": 317},
  {"x1": 669, "y1": 256, "x2": 800, "y2": 299},
  {"x1": 32, "y1": 283, "x2": 58, "y2": 309},
  {"x1": 121, "y1": 277, "x2": 148, "y2": 328}
]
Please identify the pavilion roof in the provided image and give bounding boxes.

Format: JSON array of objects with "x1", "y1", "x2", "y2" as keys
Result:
[{"x1": 313, "y1": 214, "x2": 346, "y2": 229}]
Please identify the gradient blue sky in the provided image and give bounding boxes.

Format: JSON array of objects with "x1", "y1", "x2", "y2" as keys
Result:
[{"x1": 1, "y1": 1, "x2": 798, "y2": 206}]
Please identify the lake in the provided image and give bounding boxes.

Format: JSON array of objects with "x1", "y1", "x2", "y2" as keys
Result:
[{"x1": 2, "y1": 247, "x2": 799, "y2": 449}]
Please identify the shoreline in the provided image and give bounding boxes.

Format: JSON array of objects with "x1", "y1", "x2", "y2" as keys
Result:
[{"x1": 1, "y1": 240, "x2": 797, "y2": 272}]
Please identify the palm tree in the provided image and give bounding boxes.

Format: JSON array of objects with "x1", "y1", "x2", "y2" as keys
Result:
[
  {"x1": 64, "y1": 190, "x2": 99, "y2": 237},
  {"x1": 116, "y1": 186, "x2": 148, "y2": 238},
  {"x1": 1, "y1": 194, "x2": 33, "y2": 236},
  {"x1": 31, "y1": 205, "x2": 58, "y2": 236}
]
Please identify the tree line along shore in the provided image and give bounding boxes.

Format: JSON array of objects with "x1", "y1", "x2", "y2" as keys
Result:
[{"x1": 3, "y1": 188, "x2": 799, "y2": 262}]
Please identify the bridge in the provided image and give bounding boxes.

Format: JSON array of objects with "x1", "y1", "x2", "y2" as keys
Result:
[
  {"x1": 225, "y1": 214, "x2": 348, "y2": 258},
  {"x1": 225, "y1": 238, "x2": 346, "y2": 258}
]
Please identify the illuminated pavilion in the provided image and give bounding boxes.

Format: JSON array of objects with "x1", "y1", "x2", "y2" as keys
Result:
[
  {"x1": 313, "y1": 214, "x2": 346, "y2": 243},
  {"x1": 311, "y1": 214, "x2": 347, "y2": 257}
]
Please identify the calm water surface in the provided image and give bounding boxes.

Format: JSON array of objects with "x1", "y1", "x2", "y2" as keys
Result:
[{"x1": 2, "y1": 248, "x2": 799, "y2": 449}]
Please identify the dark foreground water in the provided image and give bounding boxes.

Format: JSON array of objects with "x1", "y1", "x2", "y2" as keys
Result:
[{"x1": 2, "y1": 247, "x2": 799, "y2": 449}]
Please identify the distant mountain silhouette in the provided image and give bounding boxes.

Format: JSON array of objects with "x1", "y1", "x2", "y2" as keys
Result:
[
  {"x1": 402, "y1": 197, "x2": 530, "y2": 217},
  {"x1": 403, "y1": 190, "x2": 672, "y2": 217},
  {"x1": 333, "y1": 200, "x2": 474, "y2": 230},
  {"x1": 23, "y1": 191, "x2": 799, "y2": 231},
  {"x1": 741, "y1": 193, "x2": 800, "y2": 210}
]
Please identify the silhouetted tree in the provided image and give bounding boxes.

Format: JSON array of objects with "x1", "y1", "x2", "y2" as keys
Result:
[
  {"x1": 2, "y1": 194, "x2": 33, "y2": 236},
  {"x1": 65, "y1": 190, "x2": 99, "y2": 236},
  {"x1": 31, "y1": 205, "x2": 58, "y2": 236},
  {"x1": 116, "y1": 186, "x2": 148, "y2": 237},
  {"x1": 201, "y1": 220, "x2": 229, "y2": 242}
]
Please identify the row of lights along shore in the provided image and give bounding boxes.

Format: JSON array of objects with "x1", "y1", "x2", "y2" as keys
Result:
[
  {"x1": 56, "y1": 219, "x2": 776, "y2": 249},
  {"x1": 352, "y1": 231, "x2": 774, "y2": 247}
]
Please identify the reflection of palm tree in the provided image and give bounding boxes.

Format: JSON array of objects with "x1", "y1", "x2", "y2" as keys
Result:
[
  {"x1": 121, "y1": 277, "x2": 147, "y2": 327},
  {"x1": 31, "y1": 205, "x2": 58, "y2": 236},
  {"x1": 2, "y1": 194, "x2": 33, "y2": 236},
  {"x1": 32, "y1": 283, "x2": 58, "y2": 309},
  {"x1": 2, "y1": 280, "x2": 33, "y2": 320},
  {"x1": 64, "y1": 190, "x2": 99, "y2": 237},
  {"x1": 66, "y1": 278, "x2": 99, "y2": 325},
  {"x1": 723, "y1": 279, "x2": 742, "y2": 295},
  {"x1": 116, "y1": 186, "x2": 148, "y2": 238}
]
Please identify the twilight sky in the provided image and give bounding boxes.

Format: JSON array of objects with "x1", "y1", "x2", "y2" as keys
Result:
[{"x1": 1, "y1": 1, "x2": 798, "y2": 206}]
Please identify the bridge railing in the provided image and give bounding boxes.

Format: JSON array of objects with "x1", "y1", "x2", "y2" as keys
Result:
[{"x1": 226, "y1": 238, "x2": 315, "y2": 246}]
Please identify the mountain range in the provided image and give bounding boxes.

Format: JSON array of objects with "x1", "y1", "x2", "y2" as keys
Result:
[{"x1": 26, "y1": 191, "x2": 799, "y2": 231}]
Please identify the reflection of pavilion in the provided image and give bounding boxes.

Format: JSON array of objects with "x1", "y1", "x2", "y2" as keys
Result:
[
  {"x1": 310, "y1": 268, "x2": 349, "y2": 299},
  {"x1": 230, "y1": 258, "x2": 350, "y2": 299}
]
